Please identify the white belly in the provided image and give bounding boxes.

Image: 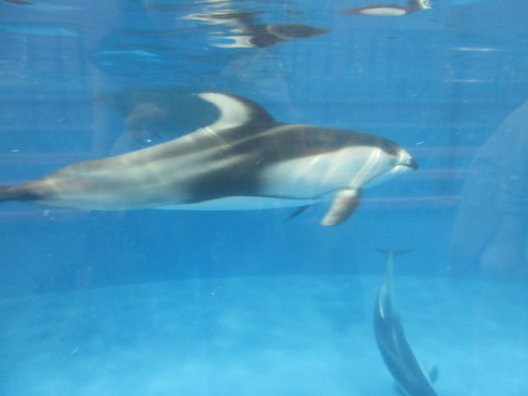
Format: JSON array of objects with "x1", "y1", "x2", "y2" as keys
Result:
[
  {"x1": 159, "y1": 146, "x2": 394, "y2": 211},
  {"x1": 159, "y1": 195, "x2": 319, "y2": 211},
  {"x1": 260, "y1": 146, "x2": 391, "y2": 199},
  {"x1": 359, "y1": 7, "x2": 407, "y2": 16}
]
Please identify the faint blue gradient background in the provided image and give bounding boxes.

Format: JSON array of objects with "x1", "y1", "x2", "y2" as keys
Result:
[{"x1": 1, "y1": 0, "x2": 527, "y2": 296}]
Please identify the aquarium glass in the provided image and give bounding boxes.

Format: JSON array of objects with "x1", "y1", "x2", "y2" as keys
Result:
[{"x1": 1, "y1": 0, "x2": 527, "y2": 395}]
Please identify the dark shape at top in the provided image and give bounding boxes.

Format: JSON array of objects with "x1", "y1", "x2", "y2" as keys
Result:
[
  {"x1": 341, "y1": 0, "x2": 431, "y2": 16},
  {"x1": 241, "y1": 24, "x2": 328, "y2": 48},
  {"x1": 3, "y1": 0, "x2": 33, "y2": 4},
  {"x1": 184, "y1": 9, "x2": 327, "y2": 48}
]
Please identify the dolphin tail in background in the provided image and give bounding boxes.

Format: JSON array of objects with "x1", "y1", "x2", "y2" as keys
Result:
[{"x1": 374, "y1": 248, "x2": 414, "y2": 284}]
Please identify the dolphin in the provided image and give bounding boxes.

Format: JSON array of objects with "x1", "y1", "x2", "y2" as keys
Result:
[
  {"x1": 0, "y1": 93, "x2": 417, "y2": 226},
  {"x1": 184, "y1": 10, "x2": 327, "y2": 48},
  {"x1": 341, "y1": 0, "x2": 431, "y2": 16},
  {"x1": 374, "y1": 249, "x2": 439, "y2": 396},
  {"x1": 3, "y1": 0, "x2": 33, "y2": 5},
  {"x1": 214, "y1": 23, "x2": 328, "y2": 49}
]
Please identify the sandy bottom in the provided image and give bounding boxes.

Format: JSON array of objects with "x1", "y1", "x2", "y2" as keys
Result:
[{"x1": 1, "y1": 274, "x2": 527, "y2": 396}]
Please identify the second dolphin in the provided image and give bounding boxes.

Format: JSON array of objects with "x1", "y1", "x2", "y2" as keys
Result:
[{"x1": 374, "y1": 249, "x2": 439, "y2": 396}]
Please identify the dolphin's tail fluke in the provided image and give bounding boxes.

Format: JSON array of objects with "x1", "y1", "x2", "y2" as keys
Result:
[{"x1": 374, "y1": 248, "x2": 414, "y2": 258}]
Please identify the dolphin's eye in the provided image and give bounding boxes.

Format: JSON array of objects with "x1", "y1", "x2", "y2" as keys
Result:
[{"x1": 378, "y1": 139, "x2": 399, "y2": 156}]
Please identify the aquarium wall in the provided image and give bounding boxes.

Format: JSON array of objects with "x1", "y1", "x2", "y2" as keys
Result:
[{"x1": 1, "y1": 1, "x2": 527, "y2": 395}]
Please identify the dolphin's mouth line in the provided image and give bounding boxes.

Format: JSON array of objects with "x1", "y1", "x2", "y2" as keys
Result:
[{"x1": 405, "y1": 158, "x2": 419, "y2": 170}]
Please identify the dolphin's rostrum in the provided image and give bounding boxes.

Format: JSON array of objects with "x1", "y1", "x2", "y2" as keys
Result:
[{"x1": 0, "y1": 93, "x2": 417, "y2": 226}]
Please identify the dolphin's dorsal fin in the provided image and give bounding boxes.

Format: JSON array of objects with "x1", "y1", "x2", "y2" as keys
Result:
[
  {"x1": 374, "y1": 248, "x2": 414, "y2": 257},
  {"x1": 198, "y1": 92, "x2": 276, "y2": 131},
  {"x1": 321, "y1": 188, "x2": 361, "y2": 226}
]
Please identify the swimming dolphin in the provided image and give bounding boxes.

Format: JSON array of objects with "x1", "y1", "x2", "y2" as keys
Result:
[
  {"x1": 184, "y1": 10, "x2": 327, "y2": 48},
  {"x1": 342, "y1": 0, "x2": 431, "y2": 16},
  {"x1": 0, "y1": 93, "x2": 417, "y2": 226},
  {"x1": 374, "y1": 249, "x2": 439, "y2": 396}
]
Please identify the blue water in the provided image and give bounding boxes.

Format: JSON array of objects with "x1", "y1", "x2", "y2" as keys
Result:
[{"x1": 1, "y1": 0, "x2": 528, "y2": 395}]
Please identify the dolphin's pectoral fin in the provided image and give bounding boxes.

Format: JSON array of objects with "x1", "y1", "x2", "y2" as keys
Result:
[
  {"x1": 428, "y1": 365, "x2": 439, "y2": 383},
  {"x1": 321, "y1": 188, "x2": 361, "y2": 226},
  {"x1": 285, "y1": 204, "x2": 311, "y2": 222},
  {"x1": 198, "y1": 92, "x2": 276, "y2": 131}
]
